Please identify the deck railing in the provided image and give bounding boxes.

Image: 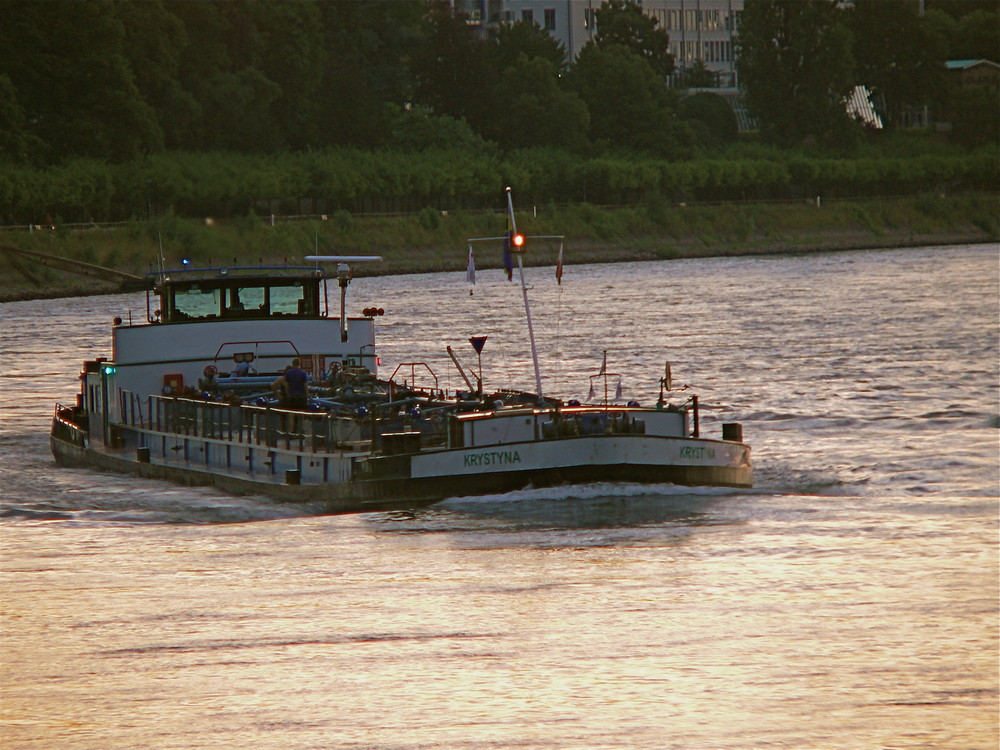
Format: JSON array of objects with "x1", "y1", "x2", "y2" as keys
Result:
[
  {"x1": 116, "y1": 391, "x2": 696, "y2": 455},
  {"x1": 120, "y1": 392, "x2": 446, "y2": 454},
  {"x1": 119, "y1": 392, "x2": 357, "y2": 452}
]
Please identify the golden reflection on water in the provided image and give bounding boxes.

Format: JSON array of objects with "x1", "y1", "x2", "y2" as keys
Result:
[
  {"x1": 2, "y1": 246, "x2": 998, "y2": 748},
  {"x1": 2, "y1": 506, "x2": 996, "y2": 750}
]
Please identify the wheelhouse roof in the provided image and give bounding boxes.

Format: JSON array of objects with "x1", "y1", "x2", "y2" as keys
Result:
[{"x1": 147, "y1": 266, "x2": 327, "y2": 287}]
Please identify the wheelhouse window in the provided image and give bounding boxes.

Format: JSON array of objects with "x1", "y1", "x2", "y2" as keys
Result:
[
  {"x1": 168, "y1": 283, "x2": 222, "y2": 321},
  {"x1": 161, "y1": 278, "x2": 321, "y2": 322},
  {"x1": 228, "y1": 286, "x2": 264, "y2": 314},
  {"x1": 270, "y1": 282, "x2": 310, "y2": 316}
]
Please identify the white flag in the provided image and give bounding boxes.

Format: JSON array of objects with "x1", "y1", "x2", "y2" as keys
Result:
[{"x1": 466, "y1": 245, "x2": 476, "y2": 285}]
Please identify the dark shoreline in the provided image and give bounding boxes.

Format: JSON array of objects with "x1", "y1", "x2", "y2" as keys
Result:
[{"x1": 1, "y1": 228, "x2": 995, "y2": 304}]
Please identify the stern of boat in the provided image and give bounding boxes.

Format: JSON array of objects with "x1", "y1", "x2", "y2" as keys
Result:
[{"x1": 50, "y1": 403, "x2": 90, "y2": 464}]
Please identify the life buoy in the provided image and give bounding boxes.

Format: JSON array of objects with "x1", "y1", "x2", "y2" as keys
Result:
[{"x1": 203, "y1": 365, "x2": 218, "y2": 378}]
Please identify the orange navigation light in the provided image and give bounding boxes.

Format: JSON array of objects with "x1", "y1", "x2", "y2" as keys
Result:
[{"x1": 511, "y1": 232, "x2": 525, "y2": 250}]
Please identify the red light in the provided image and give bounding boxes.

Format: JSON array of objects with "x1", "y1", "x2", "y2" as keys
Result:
[{"x1": 512, "y1": 233, "x2": 525, "y2": 248}]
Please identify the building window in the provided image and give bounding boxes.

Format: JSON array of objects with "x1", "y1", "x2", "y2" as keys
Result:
[
  {"x1": 584, "y1": 7, "x2": 596, "y2": 30},
  {"x1": 544, "y1": 8, "x2": 556, "y2": 30},
  {"x1": 521, "y1": 8, "x2": 533, "y2": 24},
  {"x1": 684, "y1": 9, "x2": 696, "y2": 31}
]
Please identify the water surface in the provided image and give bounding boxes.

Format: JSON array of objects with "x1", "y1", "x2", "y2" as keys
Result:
[{"x1": 2, "y1": 244, "x2": 997, "y2": 749}]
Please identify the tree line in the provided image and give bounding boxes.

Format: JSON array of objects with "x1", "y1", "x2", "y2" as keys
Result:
[
  {"x1": 0, "y1": 0, "x2": 700, "y2": 163},
  {"x1": 0, "y1": 0, "x2": 996, "y2": 223},
  {"x1": 2, "y1": 0, "x2": 997, "y2": 164}
]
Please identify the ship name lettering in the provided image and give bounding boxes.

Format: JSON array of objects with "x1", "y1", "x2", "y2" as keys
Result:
[
  {"x1": 463, "y1": 450, "x2": 522, "y2": 468},
  {"x1": 679, "y1": 446, "x2": 716, "y2": 459}
]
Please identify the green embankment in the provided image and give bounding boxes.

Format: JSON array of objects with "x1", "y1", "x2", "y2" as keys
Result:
[{"x1": 2, "y1": 193, "x2": 996, "y2": 302}]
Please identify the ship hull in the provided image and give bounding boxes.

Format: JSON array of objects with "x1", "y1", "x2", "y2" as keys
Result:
[
  {"x1": 48, "y1": 261, "x2": 753, "y2": 516},
  {"x1": 51, "y1": 415, "x2": 751, "y2": 514}
]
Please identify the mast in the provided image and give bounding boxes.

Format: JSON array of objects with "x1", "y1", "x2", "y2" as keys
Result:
[
  {"x1": 305, "y1": 255, "x2": 383, "y2": 342},
  {"x1": 506, "y1": 187, "x2": 544, "y2": 400}
]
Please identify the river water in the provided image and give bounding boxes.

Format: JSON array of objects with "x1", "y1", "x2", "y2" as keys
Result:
[{"x1": 1, "y1": 244, "x2": 997, "y2": 749}]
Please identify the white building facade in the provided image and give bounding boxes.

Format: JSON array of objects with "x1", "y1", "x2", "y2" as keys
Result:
[{"x1": 455, "y1": 0, "x2": 744, "y2": 86}]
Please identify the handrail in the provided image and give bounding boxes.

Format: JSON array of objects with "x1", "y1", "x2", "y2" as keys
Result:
[
  {"x1": 214, "y1": 340, "x2": 301, "y2": 363},
  {"x1": 119, "y1": 391, "x2": 449, "y2": 455},
  {"x1": 389, "y1": 362, "x2": 439, "y2": 393},
  {"x1": 127, "y1": 393, "x2": 371, "y2": 454}
]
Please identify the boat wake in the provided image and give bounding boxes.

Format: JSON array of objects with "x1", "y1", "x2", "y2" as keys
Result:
[
  {"x1": 751, "y1": 462, "x2": 869, "y2": 497},
  {"x1": 440, "y1": 480, "x2": 746, "y2": 506},
  {"x1": 0, "y1": 465, "x2": 314, "y2": 527},
  {"x1": 408, "y1": 481, "x2": 759, "y2": 535},
  {"x1": 0, "y1": 496, "x2": 312, "y2": 526}
]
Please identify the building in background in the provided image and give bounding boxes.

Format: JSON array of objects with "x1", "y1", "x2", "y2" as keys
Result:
[
  {"x1": 944, "y1": 58, "x2": 1000, "y2": 89},
  {"x1": 454, "y1": 0, "x2": 743, "y2": 87}
]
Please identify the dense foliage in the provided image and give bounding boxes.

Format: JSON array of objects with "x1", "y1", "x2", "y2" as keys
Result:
[
  {"x1": 0, "y1": 0, "x2": 995, "y2": 223},
  {"x1": 2, "y1": 144, "x2": 996, "y2": 225},
  {"x1": 736, "y1": 1, "x2": 856, "y2": 146},
  {"x1": 0, "y1": 0, "x2": 693, "y2": 164},
  {"x1": 3, "y1": 0, "x2": 996, "y2": 165},
  {"x1": 737, "y1": 0, "x2": 999, "y2": 146}
]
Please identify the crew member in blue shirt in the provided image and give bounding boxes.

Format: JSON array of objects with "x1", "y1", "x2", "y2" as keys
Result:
[{"x1": 272, "y1": 358, "x2": 309, "y2": 410}]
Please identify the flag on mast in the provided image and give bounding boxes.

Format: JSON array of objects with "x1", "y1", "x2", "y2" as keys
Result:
[
  {"x1": 555, "y1": 241, "x2": 563, "y2": 285},
  {"x1": 466, "y1": 245, "x2": 476, "y2": 284}
]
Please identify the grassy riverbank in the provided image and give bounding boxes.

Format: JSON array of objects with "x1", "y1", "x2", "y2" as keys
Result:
[{"x1": 2, "y1": 193, "x2": 996, "y2": 302}]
